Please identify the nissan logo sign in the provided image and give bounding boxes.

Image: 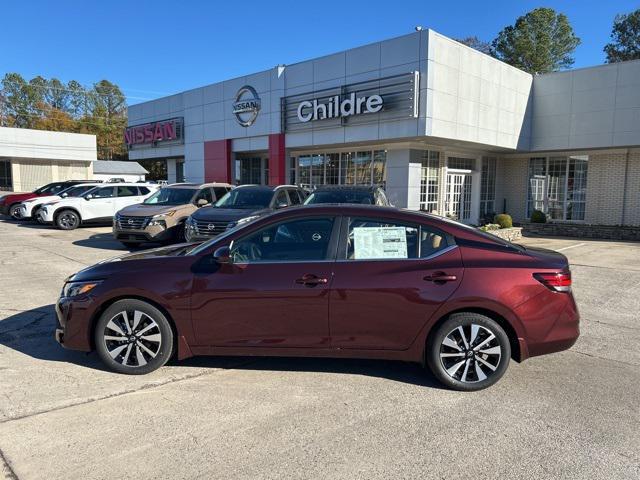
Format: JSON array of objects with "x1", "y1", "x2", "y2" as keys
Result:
[{"x1": 232, "y1": 86, "x2": 261, "y2": 127}]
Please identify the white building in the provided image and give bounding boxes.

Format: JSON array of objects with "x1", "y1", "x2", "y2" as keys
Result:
[
  {"x1": 0, "y1": 127, "x2": 96, "y2": 192},
  {"x1": 92, "y1": 160, "x2": 148, "y2": 183},
  {"x1": 126, "y1": 29, "x2": 640, "y2": 229}
]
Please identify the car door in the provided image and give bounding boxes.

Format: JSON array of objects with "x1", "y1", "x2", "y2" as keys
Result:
[
  {"x1": 83, "y1": 186, "x2": 116, "y2": 220},
  {"x1": 190, "y1": 215, "x2": 338, "y2": 347},
  {"x1": 329, "y1": 216, "x2": 463, "y2": 350},
  {"x1": 114, "y1": 185, "x2": 144, "y2": 212}
]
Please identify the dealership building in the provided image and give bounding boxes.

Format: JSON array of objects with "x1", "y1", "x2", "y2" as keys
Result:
[{"x1": 126, "y1": 29, "x2": 640, "y2": 229}]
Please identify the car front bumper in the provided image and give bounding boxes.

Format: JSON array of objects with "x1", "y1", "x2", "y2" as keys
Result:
[
  {"x1": 54, "y1": 295, "x2": 95, "y2": 352},
  {"x1": 113, "y1": 224, "x2": 177, "y2": 243}
]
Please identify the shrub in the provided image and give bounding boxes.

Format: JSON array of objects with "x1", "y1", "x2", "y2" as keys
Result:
[
  {"x1": 494, "y1": 213, "x2": 513, "y2": 229},
  {"x1": 530, "y1": 210, "x2": 547, "y2": 223},
  {"x1": 479, "y1": 223, "x2": 501, "y2": 232}
]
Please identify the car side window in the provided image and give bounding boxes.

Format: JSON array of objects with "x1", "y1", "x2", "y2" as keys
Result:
[
  {"x1": 288, "y1": 189, "x2": 302, "y2": 205},
  {"x1": 230, "y1": 217, "x2": 335, "y2": 263},
  {"x1": 213, "y1": 187, "x2": 229, "y2": 200},
  {"x1": 274, "y1": 190, "x2": 289, "y2": 207},
  {"x1": 92, "y1": 187, "x2": 116, "y2": 198},
  {"x1": 346, "y1": 217, "x2": 419, "y2": 260},
  {"x1": 117, "y1": 186, "x2": 137, "y2": 197},
  {"x1": 137, "y1": 187, "x2": 150, "y2": 195},
  {"x1": 194, "y1": 188, "x2": 213, "y2": 205},
  {"x1": 420, "y1": 226, "x2": 450, "y2": 258}
]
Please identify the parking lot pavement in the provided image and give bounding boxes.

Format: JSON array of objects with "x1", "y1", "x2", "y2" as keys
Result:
[{"x1": 0, "y1": 220, "x2": 638, "y2": 480}]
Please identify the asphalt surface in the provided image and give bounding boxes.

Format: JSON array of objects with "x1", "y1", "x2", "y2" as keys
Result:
[{"x1": 0, "y1": 219, "x2": 638, "y2": 479}]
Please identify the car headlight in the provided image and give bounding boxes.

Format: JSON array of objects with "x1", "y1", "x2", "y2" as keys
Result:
[
  {"x1": 62, "y1": 281, "x2": 101, "y2": 298},
  {"x1": 227, "y1": 215, "x2": 260, "y2": 230},
  {"x1": 148, "y1": 210, "x2": 175, "y2": 227}
]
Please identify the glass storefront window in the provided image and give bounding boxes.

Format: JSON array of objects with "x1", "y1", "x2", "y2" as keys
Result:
[
  {"x1": 354, "y1": 151, "x2": 372, "y2": 185},
  {"x1": 527, "y1": 156, "x2": 588, "y2": 221},
  {"x1": 419, "y1": 151, "x2": 440, "y2": 213},
  {"x1": 292, "y1": 149, "x2": 386, "y2": 187},
  {"x1": 480, "y1": 157, "x2": 497, "y2": 217},
  {"x1": 237, "y1": 157, "x2": 264, "y2": 185},
  {"x1": 326, "y1": 153, "x2": 340, "y2": 184},
  {"x1": 373, "y1": 150, "x2": 386, "y2": 185}
]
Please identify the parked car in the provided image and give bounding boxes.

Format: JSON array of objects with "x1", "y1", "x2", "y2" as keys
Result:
[
  {"x1": 18, "y1": 183, "x2": 103, "y2": 222},
  {"x1": 113, "y1": 182, "x2": 232, "y2": 248},
  {"x1": 184, "y1": 184, "x2": 307, "y2": 242},
  {"x1": 54, "y1": 204, "x2": 579, "y2": 390},
  {"x1": 38, "y1": 183, "x2": 159, "y2": 230},
  {"x1": 304, "y1": 185, "x2": 391, "y2": 206},
  {"x1": 0, "y1": 180, "x2": 94, "y2": 219}
]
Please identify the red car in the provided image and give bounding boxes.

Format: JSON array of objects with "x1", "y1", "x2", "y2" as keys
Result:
[
  {"x1": 0, "y1": 181, "x2": 89, "y2": 218},
  {"x1": 55, "y1": 205, "x2": 579, "y2": 391}
]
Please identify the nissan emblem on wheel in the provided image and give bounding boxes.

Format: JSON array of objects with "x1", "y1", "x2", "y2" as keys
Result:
[{"x1": 232, "y1": 85, "x2": 261, "y2": 127}]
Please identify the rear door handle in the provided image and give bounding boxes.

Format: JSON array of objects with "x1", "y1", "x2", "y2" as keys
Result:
[
  {"x1": 424, "y1": 272, "x2": 457, "y2": 283},
  {"x1": 296, "y1": 274, "x2": 328, "y2": 287}
]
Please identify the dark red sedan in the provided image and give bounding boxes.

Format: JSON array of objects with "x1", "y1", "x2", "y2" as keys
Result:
[{"x1": 55, "y1": 205, "x2": 579, "y2": 390}]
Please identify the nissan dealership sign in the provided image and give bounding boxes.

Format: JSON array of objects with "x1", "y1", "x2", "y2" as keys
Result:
[
  {"x1": 282, "y1": 72, "x2": 419, "y2": 132},
  {"x1": 124, "y1": 117, "x2": 184, "y2": 148},
  {"x1": 297, "y1": 93, "x2": 383, "y2": 123},
  {"x1": 232, "y1": 86, "x2": 261, "y2": 127}
]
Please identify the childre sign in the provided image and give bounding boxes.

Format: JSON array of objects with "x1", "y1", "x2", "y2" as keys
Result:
[{"x1": 297, "y1": 93, "x2": 383, "y2": 123}]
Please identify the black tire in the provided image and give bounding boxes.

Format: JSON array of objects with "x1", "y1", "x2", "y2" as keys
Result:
[
  {"x1": 426, "y1": 312, "x2": 511, "y2": 391},
  {"x1": 174, "y1": 222, "x2": 186, "y2": 243},
  {"x1": 31, "y1": 206, "x2": 42, "y2": 222},
  {"x1": 94, "y1": 299, "x2": 174, "y2": 375},
  {"x1": 55, "y1": 209, "x2": 80, "y2": 230},
  {"x1": 9, "y1": 204, "x2": 22, "y2": 220}
]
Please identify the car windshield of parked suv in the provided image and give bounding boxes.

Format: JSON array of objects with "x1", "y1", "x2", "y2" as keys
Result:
[
  {"x1": 60, "y1": 185, "x2": 96, "y2": 197},
  {"x1": 33, "y1": 183, "x2": 64, "y2": 194},
  {"x1": 143, "y1": 188, "x2": 195, "y2": 205},
  {"x1": 214, "y1": 188, "x2": 273, "y2": 209},
  {"x1": 304, "y1": 190, "x2": 374, "y2": 205}
]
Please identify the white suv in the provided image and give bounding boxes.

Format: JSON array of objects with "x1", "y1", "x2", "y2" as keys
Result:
[
  {"x1": 19, "y1": 183, "x2": 103, "y2": 222},
  {"x1": 38, "y1": 184, "x2": 159, "y2": 230}
]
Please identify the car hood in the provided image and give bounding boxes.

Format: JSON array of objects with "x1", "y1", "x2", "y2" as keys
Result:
[
  {"x1": 23, "y1": 195, "x2": 61, "y2": 205},
  {"x1": 117, "y1": 203, "x2": 192, "y2": 217},
  {"x1": 191, "y1": 206, "x2": 270, "y2": 222},
  {"x1": 69, "y1": 243, "x2": 199, "y2": 282},
  {"x1": 1, "y1": 192, "x2": 36, "y2": 203},
  {"x1": 45, "y1": 197, "x2": 85, "y2": 208}
]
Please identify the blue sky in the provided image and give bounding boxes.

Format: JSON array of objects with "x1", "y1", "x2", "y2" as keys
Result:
[{"x1": 2, "y1": 0, "x2": 638, "y2": 105}]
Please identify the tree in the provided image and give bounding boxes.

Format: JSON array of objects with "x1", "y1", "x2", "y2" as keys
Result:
[
  {"x1": 456, "y1": 36, "x2": 494, "y2": 56},
  {"x1": 492, "y1": 8, "x2": 581, "y2": 74},
  {"x1": 604, "y1": 9, "x2": 640, "y2": 63}
]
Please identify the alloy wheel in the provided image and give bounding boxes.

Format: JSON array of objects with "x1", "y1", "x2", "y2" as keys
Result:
[
  {"x1": 102, "y1": 310, "x2": 162, "y2": 367},
  {"x1": 439, "y1": 324, "x2": 502, "y2": 383},
  {"x1": 58, "y1": 212, "x2": 78, "y2": 229}
]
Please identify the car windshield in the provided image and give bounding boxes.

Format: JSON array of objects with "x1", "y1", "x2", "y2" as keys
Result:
[
  {"x1": 61, "y1": 185, "x2": 94, "y2": 197},
  {"x1": 304, "y1": 190, "x2": 374, "y2": 205},
  {"x1": 214, "y1": 188, "x2": 272, "y2": 209},
  {"x1": 144, "y1": 188, "x2": 195, "y2": 205},
  {"x1": 34, "y1": 183, "x2": 62, "y2": 194},
  {"x1": 80, "y1": 187, "x2": 100, "y2": 198}
]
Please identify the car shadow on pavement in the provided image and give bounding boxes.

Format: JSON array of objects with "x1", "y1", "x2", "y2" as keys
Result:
[
  {"x1": 72, "y1": 233, "x2": 152, "y2": 251},
  {"x1": 1, "y1": 305, "x2": 444, "y2": 387},
  {"x1": 0, "y1": 304, "x2": 109, "y2": 372}
]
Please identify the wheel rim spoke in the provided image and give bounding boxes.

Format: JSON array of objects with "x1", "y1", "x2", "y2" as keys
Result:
[
  {"x1": 136, "y1": 346, "x2": 147, "y2": 366},
  {"x1": 476, "y1": 356, "x2": 498, "y2": 372},
  {"x1": 136, "y1": 323, "x2": 156, "y2": 336},
  {"x1": 131, "y1": 310, "x2": 144, "y2": 331},
  {"x1": 442, "y1": 337, "x2": 461, "y2": 351},
  {"x1": 440, "y1": 324, "x2": 502, "y2": 384},
  {"x1": 106, "y1": 319, "x2": 125, "y2": 337},
  {"x1": 137, "y1": 341, "x2": 157, "y2": 358},
  {"x1": 122, "y1": 344, "x2": 133, "y2": 366},
  {"x1": 140, "y1": 333, "x2": 161, "y2": 343},
  {"x1": 457, "y1": 326, "x2": 469, "y2": 349},
  {"x1": 121, "y1": 311, "x2": 132, "y2": 334},
  {"x1": 440, "y1": 352, "x2": 465, "y2": 358},
  {"x1": 108, "y1": 344, "x2": 127, "y2": 359},
  {"x1": 473, "y1": 333, "x2": 495, "y2": 352},
  {"x1": 104, "y1": 335, "x2": 127, "y2": 341},
  {"x1": 446, "y1": 360, "x2": 466, "y2": 377},
  {"x1": 470, "y1": 324, "x2": 480, "y2": 346},
  {"x1": 461, "y1": 359, "x2": 471, "y2": 382},
  {"x1": 479, "y1": 346, "x2": 501, "y2": 356},
  {"x1": 475, "y1": 362, "x2": 487, "y2": 381}
]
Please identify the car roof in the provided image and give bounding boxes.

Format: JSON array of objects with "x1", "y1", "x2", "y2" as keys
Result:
[
  {"x1": 312, "y1": 185, "x2": 381, "y2": 192},
  {"x1": 234, "y1": 184, "x2": 300, "y2": 191},
  {"x1": 166, "y1": 182, "x2": 233, "y2": 189}
]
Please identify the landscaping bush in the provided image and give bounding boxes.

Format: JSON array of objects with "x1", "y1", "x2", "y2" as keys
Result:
[
  {"x1": 494, "y1": 213, "x2": 513, "y2": 229},
  {"x1": 479, "y1": 223, "x2": 501, "y2": 232},
  {"x1": 530, "y1": 209, "x2": 547, "y2": 223}
]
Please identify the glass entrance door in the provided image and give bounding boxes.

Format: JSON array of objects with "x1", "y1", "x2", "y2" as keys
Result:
[
  {"x1": 444, "y1": 172, "x2": 473, "y2": 222},
  {"x1": 237, "y1": 157, "x2": 265, "y2": 185}
]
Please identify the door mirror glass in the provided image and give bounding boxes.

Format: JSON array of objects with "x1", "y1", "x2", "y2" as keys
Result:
[
  {"x1": 213, "y1": 246, "x2": 232, "y2": 264},
  {"x1": 61, "y1": 192, "x2": 68, "y2": 198},
  {"x1": 85, "y1": 194, "x2": 93, "y2": 200}
]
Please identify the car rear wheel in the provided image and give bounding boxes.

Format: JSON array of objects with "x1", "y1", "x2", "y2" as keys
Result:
[
  {"x1": 427, "y1": 312, "x2": 510, "y2": 391},
  {"x1": 56, "y1": 210, "x2": 80, "y2": 230},
  {"x1": 95, "y1": 299, "x2": 174, "y2": 375},
  {"x1": 9, "y1": 204, "x2": 22, "y2": 220}
]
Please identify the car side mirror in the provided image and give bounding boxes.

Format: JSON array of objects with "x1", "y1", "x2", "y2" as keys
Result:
[
  {"x1": 213, "y1": 246, "x2": 232, "y2": 264},
  {"x1": 276, "y1": 201, "x2": 288, "y2": 209},
  {"x1": 85, "y1": 194, "x2": 93, "y2": 200},
  {"x1": 61, "y1": 193, "x2": 68, "y2": 198},
  {"x1": 196, "y1": 198, "x2": 208, "y2": 207}
]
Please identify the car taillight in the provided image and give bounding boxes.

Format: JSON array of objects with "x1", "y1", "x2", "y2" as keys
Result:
[{"x1": 534, "y1": 271, "x2": 572, "y2": 292}]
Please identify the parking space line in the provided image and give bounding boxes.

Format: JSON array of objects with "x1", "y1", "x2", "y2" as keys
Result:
[{"x1": 556, "y1": 242, "x2": 587, "y2": 252}]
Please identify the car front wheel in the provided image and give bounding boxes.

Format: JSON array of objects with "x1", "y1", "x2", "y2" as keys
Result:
[
  {"x1": 56, "y1": 210, "x2": 80, "y2": 230},
  {"x1": 9, "y1": 204, "x2": 22, "y2": 220},
  {"x1": 427, "y1": 312, "x2": 511, "y2": 391},
  {"x1": 94, "y1": 299, "x2": 174, "y2": 375}
]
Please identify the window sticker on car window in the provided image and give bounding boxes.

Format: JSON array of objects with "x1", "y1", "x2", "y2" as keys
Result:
[{"x1": 353, "y1": 227, "x2": 408, "y2": 259}]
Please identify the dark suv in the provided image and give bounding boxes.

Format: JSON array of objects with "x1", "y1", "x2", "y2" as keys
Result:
[
  {"x1": 304, "y1": 185, "x2": 391, "y2": 206},
  {"x1": 184, "y1": 185, "x2": 306, "y2": 242}
]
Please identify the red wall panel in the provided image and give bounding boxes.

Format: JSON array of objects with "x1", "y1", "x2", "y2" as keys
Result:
[
  {"x1": 204, "y1": 139, "x2": 232, "y2": 183},
  {"x1": 268, "y1": 133, "x2": 286, "y2": 186}
]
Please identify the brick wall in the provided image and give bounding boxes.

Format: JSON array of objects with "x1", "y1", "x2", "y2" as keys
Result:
[
  {"x1": 500, "y1": 158, "x2": 528, "y2": 222},
  {"x1": 584, "y1": 153, "x2": 628, "y2": 225},
  {"x1": 623, "y1": 151, "x2": 640, "y2": 226}
]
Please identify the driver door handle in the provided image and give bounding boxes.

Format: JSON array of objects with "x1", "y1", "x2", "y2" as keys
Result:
[
  {"x1": 423, "y1": 272, "x2": 457, "y2": 283},
  {"x1": 296, "y1": 274, "x2": 328, "y2": 287}
]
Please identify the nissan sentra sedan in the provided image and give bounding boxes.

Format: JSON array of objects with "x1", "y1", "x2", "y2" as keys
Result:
[{"x1": 55, "y1": 204, "x2": 579, "y2": 391}]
